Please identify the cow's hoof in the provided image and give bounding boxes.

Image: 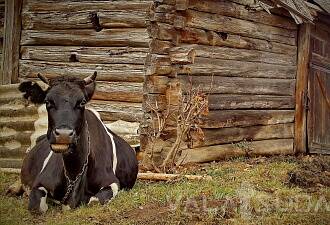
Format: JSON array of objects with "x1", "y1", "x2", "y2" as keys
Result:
[
  {"x1": 62, "y1": 205, "x2": 71, "y2": 211},
  {"x1": 88, "y1": 196, "x2": 100, "y2": 206}
]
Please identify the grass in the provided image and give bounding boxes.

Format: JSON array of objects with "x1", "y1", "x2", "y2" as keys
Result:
[{"x1": 0, "y1": 156, "x2": 329, "y2": 225}]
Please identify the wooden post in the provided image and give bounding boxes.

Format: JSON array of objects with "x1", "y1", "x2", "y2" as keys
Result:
[
  {"x1": 1, "y1": 0, "x2": 22, "y2": 84},
  {"x1": 294, "y1": 23, "x2": 311, "y2": 154}
]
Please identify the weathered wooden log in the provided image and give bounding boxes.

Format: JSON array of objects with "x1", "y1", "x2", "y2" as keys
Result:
[
  {"x1": 23, "y1": 1, "x2": 152, "y2": 12},
  {"x1": 23, "y1": 10, "x2": 148, "y2": 30},
  {"x1": 142, "y1": 93, "x2": 167, "y2": 112},
  {"x1": 179, "y1": 75, "x2": 296, "y2": 96},
  {"x1": 178, "y1": 139, "x2": 294, "y2": 164},
  {"x1": 93, "y1": 81, "x2": 143, "y2": 103},
  {"x1": 208, "y1": 94, "x2": 295, "y2": 110},
  {"x1": 145, "y1": 54, "x2": 172, "y2": 75},
  {"x1": 149, "y1": 39, "x2": 173, "y2": 54},
  {"x1": 152, "y1": 0, "x2": 296, "y2": 30},
  {"x1": 19, "y1": 60, "x2": 145, "y2": 82},
  {"x1": 88, "y1": 100, "x2": 142, "y2": 122},
  {"x1": 152, "y1": 10, "x2": 297, "y2": 45},
  {"x1": 21, "y1": 29, "x2": 150, "y2": 47},
  {"x1": 21, "y1": 46, "x2": 148, "y2": 64},
  {"x1": 191, "y1": 123, "x2": 294, "y2": 147},
  {"x1": 137, "y1": 172, "x2": 212, "y2": 181},
  {"x1": 170, "y1": 44, "x2": 296, "y2": 66},
  {"x1": 144, "y1": 75, "x2": 170, "y2": 94},
  {"x1": 149, "y1": 23, "x2": 297, "y2": 55},
  {"x1": 200, "y1": 110, "x2": 295, "y2": 128}
]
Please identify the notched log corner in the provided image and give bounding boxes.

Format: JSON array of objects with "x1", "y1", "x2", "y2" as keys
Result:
[{"x1": 89, "y1": 12, "x2": 103, "y2": 32}]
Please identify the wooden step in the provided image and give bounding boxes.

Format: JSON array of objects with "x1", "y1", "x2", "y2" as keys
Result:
[
  {"x1": 0, "y1": 146, "x2": 28, "y2": 158},
  {"x1": 0, "y1": 117, "x2": 37, "y2": 131},
  {"x1": 0, "y1": 158, "x2": 23, "y2": 169},
  {"x1": 0, "y1": 131, "x2": 33, "y2": 146},
  {"x1": 0, "y1": 105, "x2": 37, "y2": 117}
]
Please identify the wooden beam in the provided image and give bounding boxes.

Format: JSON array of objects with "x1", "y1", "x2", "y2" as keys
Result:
[
  {"x1": 294, "y1": 23, "x2": 311, "y2": 155},
  {"x1": 1, "y1": 0, "x2": 22, "y2": 84}
]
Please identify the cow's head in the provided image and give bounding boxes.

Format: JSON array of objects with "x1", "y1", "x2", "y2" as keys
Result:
[{"x1": 19, "y1": 72, "x2": 97, "y2": 153}]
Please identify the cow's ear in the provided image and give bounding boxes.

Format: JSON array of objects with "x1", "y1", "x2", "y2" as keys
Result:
[
  {"x1": 18, "y1": 81, "x2": 47, "y2": 104},
  {"x1": 84, "y1": 72, "x2": 97, "y2": 101}
]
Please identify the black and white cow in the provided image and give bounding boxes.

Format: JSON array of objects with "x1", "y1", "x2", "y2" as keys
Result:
[{"x1": 18, "y1": 72, "x2": 138, "y2": 213}]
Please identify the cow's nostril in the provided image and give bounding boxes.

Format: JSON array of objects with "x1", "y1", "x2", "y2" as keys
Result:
[
  {"x1": 54, "y1": 129, "x2": 60, "y2": 136},
  {"x1": 68, "y1": 130, "x2": 74, "y2": 137}
]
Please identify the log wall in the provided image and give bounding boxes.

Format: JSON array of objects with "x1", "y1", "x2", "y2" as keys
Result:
[
  {"x1": 19, "y1": 0, "x2": 152, "y2": 124},
  {"x1": 142, "y1": 0, "x2": 298, "y2": 164}
]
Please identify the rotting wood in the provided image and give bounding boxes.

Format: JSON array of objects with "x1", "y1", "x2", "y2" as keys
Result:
[
  {"x1": 208, "y1": 94, "x2": 295, "y2": 110},
  {"x1": 200, "y1": 110, "x2": 295, "y2": 128},
  {"x1": 137, "y1": 172, "x2": 212, "y2": 181},
  {"x1": 149, "y1": 39, "x2": 173, "y2": 54},
  {"x1": 19, "y1": 60, "x2": 145, "y2": 82},
  {"x1": 1, "y1": 0, "x2": 22, "y2": 84},
  {"x1": 21, "y1": 46, "x2": 148, "y2": 64},
  {"x1": 22, "y1": 10, "x2": 148, "y2": 30},
  {"x1": 191, "y1": 123, "x2": 294, "y2": 147},
  {"x1": 149, "y1": 23, "x2": 297, "y2": 55},
  {"x1": 93, "y1": 81, "x2": 143, "y2": 103},
  {"x1": 179, "y1": 75, "x2": 296, "y2": 96},
  {"x1": 178, "y1": 139, "x2": 294, "y2": 164},
  {"x1": 88, "y1": 100, "x2": 143, "y2": 122},
  {"x1": 21, "y1": 29, "x2": 149, "y2": 47},
  {"x1": 170, "y1": 44, "x2": 296, "y2": 66},
  {"x1": 294, "y1": 23, "x2": 311, "y2": 154}
]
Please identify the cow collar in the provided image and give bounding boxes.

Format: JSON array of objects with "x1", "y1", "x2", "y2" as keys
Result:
[{"x1": 62, "y1": 121, "x2": 90, "y2": 204}]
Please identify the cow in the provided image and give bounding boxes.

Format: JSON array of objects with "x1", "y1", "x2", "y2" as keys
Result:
[{"x1": 18, "y1": 72, "x2": 138, "y2": 213}]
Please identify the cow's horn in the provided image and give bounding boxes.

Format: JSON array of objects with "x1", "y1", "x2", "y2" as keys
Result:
[
  {"x1": 37, "y1": 73, "x2": 49, "y2": 85},
  {"x1": 84, "y1": 71, "x2": 97, "y2": 85}
]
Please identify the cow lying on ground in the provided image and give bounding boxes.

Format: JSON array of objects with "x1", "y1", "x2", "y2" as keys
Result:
[{"x1": 18, "y1": 72, "x2": 138, "y2": 213}]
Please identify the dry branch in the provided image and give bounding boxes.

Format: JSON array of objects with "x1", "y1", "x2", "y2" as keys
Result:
[{"x1": 138, "y1": 172, "x2": 212, "y2": 181}]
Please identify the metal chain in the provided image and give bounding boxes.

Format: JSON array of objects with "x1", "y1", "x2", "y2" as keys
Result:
[{"x1": 62, "y1": 121, "x2": 90, "y2": 204}]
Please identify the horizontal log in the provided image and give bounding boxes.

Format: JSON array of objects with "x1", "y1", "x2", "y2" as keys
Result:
[
  {"x1": 21, "y1": 29, "x2": 149, "y2": 47},
  {"x1": 170, "y1": 44, "x2": 296, "y2": 66},
  {"x1": 93, "y1": 81, "x2": 143, "y2": 103},
  {"x1": 144, "y1": 75, "x2": 170, "y2": 94},
  {"x1": 180, "y1": 75, "x2": 296, "y2": 96},
  {"x1": 19, "y1": 60, "x2": 145, "y2": 82},
  {"x1": 22, "y1": 10, "x2": 148, "y2": 30},
  {"x1": 145, "y1": 54, "x2": 172, "y2": 75},
  {"x1": 179, "y1": 139, "x2": 294, "y2": 164},
  {"x1": 149, "y1": 23, "x2": 297, "y2": 55},
  {"x1": 208, "y1": 94, "x2": 295, "y2": 110},
  {"x1": 149, "y1": 39, "x2": 173, "y2": 54},
  {"x1": 88, "y1": 100, "x2": 142, "y2": 122},
  {"x1": 23, "y1": 1, "x2": 152, "y2": 12},
  {"x1": 200, "y1": 110, "x2": 295, "y2": 128},
  {"x1": 21, "y1": 46, "x2": 148, "y2": 64},
  {"x1": 185, "y1": 9, "x2": 296, "y2": 45},
  {"x1": 137, "y1": 172, "x2": 212, "y2": 181},
  {"x1": 142, "y1": 93, "x2": 167, "y2": 112},
  {"x1": 191, "y1": 123, "x2": 294, "y2": 147}
]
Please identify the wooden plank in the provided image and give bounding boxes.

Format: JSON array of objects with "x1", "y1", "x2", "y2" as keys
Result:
[
  {"x1": 208, "y1": 94, "x2": 295, "y2": 110},
  {"x1": 149, "y1": 23, "x2": 297, "y2": 55},
  {"x1": 23, "y1": 1, "x2": 152, "y2": 12},
  {"x1": 20, "y1": 29, "x2": 150, "y2": 47},
  {"x1": 21, "y1": 46, "x2": 148, "y2": 64},
  {"x1": 178, "y1": 57, "x2": 296, "y2": 78},
  {"x1": 93, "y1": 81, "x2": 143, "y2": 103},
  {"x1": 22, "y1": 10, "x2": 148, "y2": 30},
  {"x1": 144, "y1": 75, "x2": 169, "y2": 94},
  {"x1": 179, "y1": 75, "x2": 296, "y2": 96},
  {"x1": 88, "y1": 100, "x2": 142, "y2": 122},
  {"x1": 19, "y1": 60, "x2": 145, "y2": 82},
  {"x1": 170, "y1": 44, "x2": 296, "y2": 65},
  {"x1": 294, "y1": 23, "x2": 310, "y2": 154},
  {"x1": 1, "y1": 0, "x2": 22, "y2": 84},
  {"x1": 200, "y1": 110, "x2": 295, "y2": 128},
  {"x1": 191, "y1": 123, "x2": 294, "y2": 147},
  {"x1": 179, "y1": 139, "x2": 294, "y2": 164}
]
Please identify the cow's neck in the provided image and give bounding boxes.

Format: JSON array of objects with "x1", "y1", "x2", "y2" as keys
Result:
[{"x1": 62, "y1": 119, "x2": 90, "y2": 181}]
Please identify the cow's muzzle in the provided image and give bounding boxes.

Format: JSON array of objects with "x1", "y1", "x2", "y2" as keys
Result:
[{"x1": 50, "y1": 129, "x2": 76, "y2": 153}]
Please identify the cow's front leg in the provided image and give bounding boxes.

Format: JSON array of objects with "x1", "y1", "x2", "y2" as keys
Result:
[
  {"x1": 28, "y1": 187, "x2": 49, "y2": 213},
  {"x1": 88, "y1": 183, "x2": 119, "y2": 205}
]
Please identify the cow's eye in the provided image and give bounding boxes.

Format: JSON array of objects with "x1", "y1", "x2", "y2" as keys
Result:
[
  {"x1": 45, "y1": 100, "x2": 55, "y2": 109},
  {"x1": 77, "y1": 99, "x2": 87, "y2": 109}
]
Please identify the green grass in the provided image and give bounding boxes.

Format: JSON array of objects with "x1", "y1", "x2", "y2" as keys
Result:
[{"x1": 1, "y1": 157, "x2": 329, "y2": 225}]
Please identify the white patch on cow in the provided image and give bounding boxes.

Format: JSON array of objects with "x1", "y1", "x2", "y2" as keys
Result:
[
  {"x1": 39, "y1": 150, "x2": 53, "y2": 174},
  {"x1": 86, "y1": 107, "x2": 101, "y2": 119},
  {"x1": 38, "y1": 187, "x2": 48, "y2": 213},
  {"x1": 87, "y1": 109, "x2": 117, "y2": 175},
  {"x1": 88, "y1": 196, "x2": 100, "y2": 205},
  {"x1": 110, "y1": 183, "x2": 119, "y2": 198}
]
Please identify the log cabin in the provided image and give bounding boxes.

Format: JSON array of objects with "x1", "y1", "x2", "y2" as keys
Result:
[{"x1": 0, "y1": 0, "x2": 329, "y2": 170}]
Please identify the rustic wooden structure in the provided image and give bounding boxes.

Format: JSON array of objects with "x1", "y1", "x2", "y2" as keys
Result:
[{"x1": 0, "y1": 0, "x2": 329, "y2": 169}]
